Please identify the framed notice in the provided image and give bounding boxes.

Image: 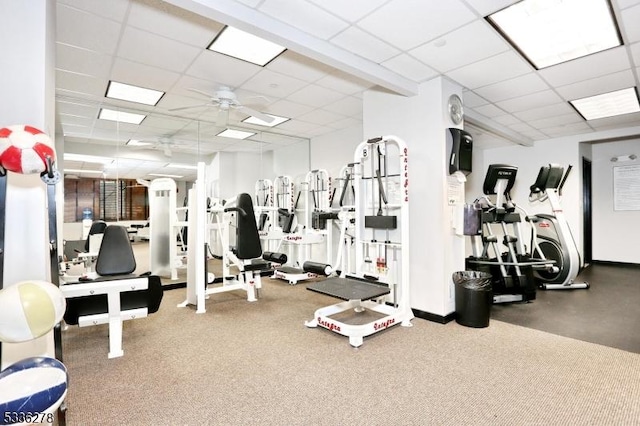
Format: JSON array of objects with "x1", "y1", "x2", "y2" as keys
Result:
[{"x1": 613, "y1": 165, "x2": 640, "y2": 211}]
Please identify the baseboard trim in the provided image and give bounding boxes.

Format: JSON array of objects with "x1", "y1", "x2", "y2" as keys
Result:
[
  {"x1": 591, "y1": 260, "x2": 640, "y2": 269},
  {"x1": 412, "y1": 308, "x2": 456, "y2": 324},
  {"x1": 162, "y1": 282, "x2": 186, "y2": 291}
]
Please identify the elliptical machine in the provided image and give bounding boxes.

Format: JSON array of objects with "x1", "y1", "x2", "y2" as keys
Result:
[{"x1": 527, "y1": 164, "x2": 589, "y2": 290}]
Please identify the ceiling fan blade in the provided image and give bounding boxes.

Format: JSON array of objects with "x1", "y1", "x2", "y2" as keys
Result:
[
  {"x1": 187, "y1": 88, "x2": 216, "y2": 99},
  {"x1": 169, "y1": 103, "x2": 210, "y2": 112},
  {"x1": 239, "y1": 106, "x2": 275, "y2": 124}
]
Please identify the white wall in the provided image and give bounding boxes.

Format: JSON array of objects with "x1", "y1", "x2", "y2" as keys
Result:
[
  {"x1": 591, "y1": 138, "x2": 640, "y2": 263},
  {"x1": 310, "y1": 126, "x2": 363, "y2": 177}
]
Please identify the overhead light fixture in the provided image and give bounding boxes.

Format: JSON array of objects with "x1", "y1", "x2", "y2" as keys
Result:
[
  {"x1": 242, "y1": 113, "x2": 289, "y2": 127},
  {"x1": 149, "y1": 173, "x2": 184, "y2": 178},
  {"x1": 166, "y1": 163, "x2": 198, "y2": 170},
  {"x1": 64, "y1": 168, "x2": 103, "y2": 174},
  {"x1": 98, "y1": 108, "x2": 146, "y2": 125},
  {"x1": 570, "y1": 87, "x2": 640, "y2": 120},
  {"x1": 126, "y1": 139, "x2": 152, "y2": 146},
  {"x1": 207, "y1": 26, "x2": 286, "y2": 66},
  {"x1": 487, "y1": 0, "x2": 621, "y2": 69},
  {"x1": 64, "y1": 153, "x2": 114, "y2": 164},
  {"x1": 216, "y1": 128, "x2": 255, "y2": 140},
  {"x1": 106, "y1": 81, "x2": 164, "y2": 106}
]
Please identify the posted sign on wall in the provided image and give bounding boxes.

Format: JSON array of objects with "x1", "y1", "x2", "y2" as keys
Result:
[{"x1": 614, "y1": 165, "x2": 640, "y2": 211}]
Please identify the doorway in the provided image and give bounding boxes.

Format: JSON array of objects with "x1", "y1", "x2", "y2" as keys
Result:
[{"x1": 582, "y1": 157, "x2": 592, "y2": 264}]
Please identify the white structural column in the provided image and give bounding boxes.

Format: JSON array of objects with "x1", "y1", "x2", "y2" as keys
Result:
[
  {"x1": 363, "y1": 77, "x2": 466, "y2": 321},
  {"x1": 0, "y1": 0, "x2": 58, "y2": 368}
]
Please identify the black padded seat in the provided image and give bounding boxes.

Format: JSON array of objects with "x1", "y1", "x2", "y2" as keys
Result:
[
  {"x1": 84, "y1": 220, "x2": 107, "y2": 252},
  {"x1": 95, "y1": 225, "x2": 136, "y2": 275},
  {"x1": 234, "y1": 193, "x2": 262, "y2": 260},
  {"x1": 63, "y1": 225, "x2": 163, "y2": 325}
]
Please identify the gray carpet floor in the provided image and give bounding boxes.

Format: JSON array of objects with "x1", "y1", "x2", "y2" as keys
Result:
[{"x1": 61, "y1": 279, "x2": 640, "y2": 426}]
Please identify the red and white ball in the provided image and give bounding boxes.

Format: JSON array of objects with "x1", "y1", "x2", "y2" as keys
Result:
[{"x1": 0, "y1": 125, "x2": 55, "y2": 174}]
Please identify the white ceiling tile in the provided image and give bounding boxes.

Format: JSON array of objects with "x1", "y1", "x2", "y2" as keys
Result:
[
  {"x1": 474, "y1": 73, "x2": 550, "y2": 103},
  {"x1": 315, "y1": 72, "x2": 374, "y2": 95},
  {"x1": 324, "y1": 96, "x2": 363, "y2": 117},
  {"x1": 330, "y1": 27, "x2": 399, "y2": 63},
  {"x1": 542, "y1": 122, "x2": 593, "y2": 137},
  {"x1": 508, "y1": 122, "x2": 537, "y2": 133},
  {"x1": 57, "y1": 0, "x2": 130, "y2": 21},
  {"x1": 588, "y1": 111, "x2": 640, "y2": 128},
  {"x1": 617, "y1": 0, "x2": 640, "y2": 9},
  {"x1": 287, "y1": 85, "x2": 346, "y2": 108},
  {"x1": 111, "y1": 58, "x2": 181, "y2": 92},
  {"x1": 297, "y1": 109, "x2": 345, "y2": 126},
  {"x1": 185, "y1": 51, "x2": 262, "y2": 87},
  {"x1": 528, "y1": 113, "x2": 583, "y2": 129},
  {"x1": 463, "y1": 0, "x2": 518, "y2": 16},
  {"x1": 266, "y1": 99, "x2": 316, "y2": 118},
  {"x1": 268, "y1": 51, "x2": 335, "y2": 83},
  {"x1": 56, "y1": 100, "x2": 100, "y2": 119},
  {"x1": 127, "y1": 0, "x2": 223, "y2": 47},
  {"x1": 358, "y1": 0, "x2": 476, "y2": 50},
  {"x1": 259, "y1": 0, "x2": 349, "y2": 39},
  {"x1": 538, "y1": 46, "x2": 631, "y2": 87},
  {"x1": 56, "y1": 4, "x2": 122, "y2": 54},
  {"x1": 410, "y1": 20, "x2": 509, "y2": 72},
  {"x1": 473, "y1": 103, "x2": 506, "y2": 118},
  {"x1": 58, "y1": 114, "x2": 95, "y2": 127},
  {"x1": 117, "y1": 26, "x2": 202, "y2": 73},
  {"x1": 621, "y1": 4, "x2": 640, "y2": 43},
  {"x1": 140, "y1": 115, "x2": 191, "y2": 132},
  {"x1": 463, "y1": 91, "x2": 490, "y2": 107},
  {"x1": 241, "y1": 69, "x2": 310, "y2": 99},
  {"x1": 328, "y1": 117, "x2": 362, "y2": 130},
  {"x1": 308, "y1": 0, "x2": 389, "y2": 22},
  {"x1": 630, "y1": 42, "x2": 640, "y2": 67},
  {"x1": 513, "y1": 103, "x2": 575, "y2": 122},
  {"x1": 56, "y1": 43, "x2": 113, "y2": 79},
  {"x1": 492, "y1": 114, "x2": 522, "y2": 126},
  {"x1": 236, "y1": 0, "x2": 262, "y2": 6},
  {"x1": 446, "y1": 51, "x2": 531, "y2": 89},
  {"x1": 381, "y1": 54, "x2": 439, "y2": 83},
  {"x1": 555, "y1": 70, "x2": 636, "y2": 101},
  {"x1": 495, "y1": 90, "x2": 563, "y2": 113},
  {"x1": 56, "y1": 70, "x2": 107, "y2": 98}
]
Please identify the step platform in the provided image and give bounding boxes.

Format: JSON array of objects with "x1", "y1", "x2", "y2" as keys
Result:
[{"x1": 306, "y1": 276, "x2": 390, "y2": 301}]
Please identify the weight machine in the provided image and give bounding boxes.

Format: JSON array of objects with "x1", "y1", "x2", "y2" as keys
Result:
[
  {"x1": 305, "y1": 136, "x2": 413, "y2": 347},
  {"x1": 527, "y1": 164, "x2": 589, "y2": 290}
]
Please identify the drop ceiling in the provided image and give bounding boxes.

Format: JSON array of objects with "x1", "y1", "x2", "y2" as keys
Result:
[{"x1": 56, "y1": 0, "x2": 640, "y2": 180}]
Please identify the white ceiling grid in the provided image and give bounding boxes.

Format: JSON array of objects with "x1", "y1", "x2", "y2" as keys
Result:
[{"x1": 53, "y1": 0, "x2": 640, "y2": 180}]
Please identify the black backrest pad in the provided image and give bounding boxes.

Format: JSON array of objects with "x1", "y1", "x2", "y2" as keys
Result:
[
  {"x1": 95, "y1": 225, "x2": 136, "y2": 276},
  {"x1": 235, "y1": 193, "x2": 262, "y2": 260},
  {"x1": 63, "y1": 275, "x2": 163, "y2": 325},
  {"x1": 85, "y1": 220, "x2": 107, "y2": 252}
]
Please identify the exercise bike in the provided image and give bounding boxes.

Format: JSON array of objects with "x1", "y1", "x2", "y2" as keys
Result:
[{"x1": 527, "y1": 164, "x2": 589, "y2": 290}]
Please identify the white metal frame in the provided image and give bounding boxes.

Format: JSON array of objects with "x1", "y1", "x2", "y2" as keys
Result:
[
  {"x1": 61, "y1": 277, "x2": 149, "y2": 358},
  {"x1": 305, "y1": 135, "x2": 413, "y2": 347}
]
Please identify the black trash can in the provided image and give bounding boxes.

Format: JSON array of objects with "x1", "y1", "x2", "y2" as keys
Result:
[{"x1": 453, "y1": 271, "x2": 492, "y2": 328}]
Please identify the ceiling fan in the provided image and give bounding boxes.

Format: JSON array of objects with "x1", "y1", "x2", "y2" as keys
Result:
[
  {"x1": 126, "y1": 136, "x2": 180, "y2": 157},
  {"x1": 169, "y1": 86, "x2": 275, "y2": 126}
]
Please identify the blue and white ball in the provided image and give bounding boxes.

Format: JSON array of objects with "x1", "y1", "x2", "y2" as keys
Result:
[
  {"x1": 0, "y1": 280, "x2": 66, "y2": 343},
  {"x1": 0, "y1": 357, "x2": 67, "y2": 424}
]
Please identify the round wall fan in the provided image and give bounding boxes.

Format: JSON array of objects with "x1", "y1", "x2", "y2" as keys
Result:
[{"x1": 169, "y1": 86, "x2": 275, "y2": 126}]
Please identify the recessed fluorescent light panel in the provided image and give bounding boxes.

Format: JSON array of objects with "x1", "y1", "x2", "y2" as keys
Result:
[
  {"x1": 126, "y1": 139, "x2": 152, "y2": 146},
  {"x1": 63, "y1": 153, "x2": 114, "y2": 164},
  {"x1": 207, "y1": 26, "x2": 286, "y2": 66},
  {"x1": 167, "y1": 163, "x2": 198, "y2": 170},
  {"x1": 64, "y1": 169, "x2": 104, "y2": 174},
  {"x1": 242, "y1": 114, "x2": 289, "y2": 127},
  {"x1": 570, "y1": 87, "x2": 640, "y2": 120},
  {"x1": 106, "y1": 81, "x2": 164, "y2": 106},
  {"x1": 98, "y1": 108, "x2": 146, "y2": 125},
  {"x1": 149, "y1": 173, "x2": 184, "y2": 178},
  {"x1": 216, "y1": 129, "x2": 256, "y2": 139},
  {"x1": 487, "y1": 0, "x2": 621, "y2": 69}
]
